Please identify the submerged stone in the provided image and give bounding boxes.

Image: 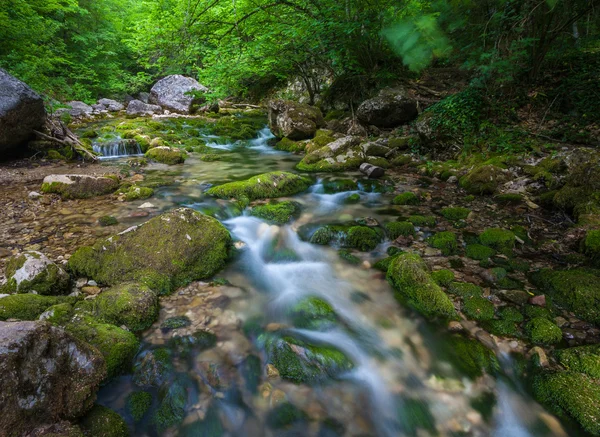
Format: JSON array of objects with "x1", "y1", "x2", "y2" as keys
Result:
[
  {"x1": 1, "y1": 251, "x2": 69, "y2": 295},
  {"x1": 68, "y1": 208, "x2": 231, "y2": 295},
  {"x1": 250, "y1": 201, "x2": 301, "y2": 224},
  {"x1": 126, "y1": 391, "x2": 153, "y2": 422}
]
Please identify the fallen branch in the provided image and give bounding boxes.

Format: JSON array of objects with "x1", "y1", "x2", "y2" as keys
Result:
[{"x1": 34, "y1": 118, "x2": 97, "y2": 162}]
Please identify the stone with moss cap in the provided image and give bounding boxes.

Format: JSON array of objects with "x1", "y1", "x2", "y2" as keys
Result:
[
  {"x1": 123, "y1": 185, "x2": 154, "y2": 201},
  {"x1": 463, "y1": 295, "x2": 495, "y2": 321},
  {"x1": 288, "y1": 296, "x2": 338, "y2": 330},
  {"x1": 583, "y1": 230, "x2": 600, "y2": 265},
  {"x1": 41, "y1": 174, "x2": 119, "y2": 199},
  {"x1": 250, "y1": 201, "x2": 301, "y2": 224},
  {"x1": 526, "y1": 317, "x2": 562, "y2": 345},
  {"x1": 387, "y1": 253, "x2": 457, "y2": 319},
  {"x1": 459, "y1": 165, "x2": 507, "y2": 195},
  {"x1": 93, "y1": 282, "x2": 158, "y2": 332},
  {"x1": 296, "y1": 136, "x2": 364, "y2": 172},
  {"x1": 430, "y1": 269, "x2": 455, "y2": 286},
  {"x1": 1, "y1": 251, "x2": 70, "y2": 295},
  {"x1": 428, "y1": 231, "x2": 458, "y2": 256},
  {"x1": 479, "y1": 228, "x2": 515, "y2": 256},
  {"x1": 145, "y1": 146, "x2": 186, "y2": 165},
  {"x1": 68, "y1": 208, "x2": 231, "y2": 295},
  {"x1": 309, "y1": 224, "x2": 383, "y2": 252},
  {"x1": 0, "y1": 294, "x2": 77, "y2": 321},
  {"x1": 207, "y1": 171, "x2": 310, "y2": 202},
  {"x1": 392, "y1": 192, "x2": 420, "y2": 205},
  {"x1": 440, "y1": 207, "x2": 471, "y2": 221},
  {"x1": 79, "y1": 405, "x2": 129, "y2": 437},
  {"x1": 268, "y1": 100, "x2": 324, "y2": 140},
  {"x1": 126, "y1": 391, "x2": 153, "y2": 422},
  {"x1": 385, "y1": 221, "x2": 415, "y2": 239}
]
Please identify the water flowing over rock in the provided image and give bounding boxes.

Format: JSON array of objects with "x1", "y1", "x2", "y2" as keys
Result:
[
  {"x1": 356, "y1": 88, "x2": 418, "y2": 128},
  {"x1": 268, "y1": 100, "x2": 324, "y2": 140},
  {"x1": 149, "y1": 75, "x2": 208, "y2": 114},
  {"x1": 0, "y1": 68, "x2": 46, "y2": 154},
  {"x1": 0, "y1": 251, "x2": 70, "y2": 295},
  {"x1": 0, "y1": 321, "x2": 106, "y2": 435},
  {"x1": 126, "y1": 99, "x2": 162, "y2": 116}
]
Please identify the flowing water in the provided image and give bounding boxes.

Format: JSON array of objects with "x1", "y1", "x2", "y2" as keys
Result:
[{"x1": 85, "y1": 117, "x2": 578, "y2": 437}]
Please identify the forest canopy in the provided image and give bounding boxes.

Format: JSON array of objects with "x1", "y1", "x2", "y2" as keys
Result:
[{"x1": 1, "y1": 0, "x2": 598, "y2": 104}]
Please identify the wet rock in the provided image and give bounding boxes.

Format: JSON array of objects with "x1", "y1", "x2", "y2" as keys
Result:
[
  {"x1": 268, "y1": 100, "x2": 324, "y2": 140},
  {"x1": 96, "y1": 98, "x2": 124, "y2": 112},
  {"x1": 149, "y1": 75, "x2": 208, "y2": 114},
  {"x1": 94, "y1": 282, "x2": 159, "y2": 332},
  {"x1": 529, "y1": 294, "x2": 546, "y2": 307},
  {"x1": 0, "y1": 68, "x2": 46, "y2": 154},
  {"x1": 0, "y1": 321, "x2": 106, "y2": 435},
  {"x1": 41, "y1": 174, "x2": 119, "y2": 199},
  {"x1": 207, "y1": 171, "x2": 310, "y2": 201},
  {"x1": 356, "y1": 88, "x2": 418, "y2": 128},
  {"x1": 67, "y1": 208, "x2": 231, "y2": 294},
  {"x1": 133, "y1": 348, "x2": 173, "y2": 388},
  {"x1": 1, "y1": 251, "x2": 69, "y2": 295},
  {"x1": 126, "y1": 99, "x2": 162, "y2": 116},
  {"x1": 145, "y1": 146, "x2": 186, "y2": 165},
  {"x1": 78, "y1": 404, "x2": 129, "y2": 437},
  {"x1": 359, "y1": 162, "x2": 385, "y2": 179}
]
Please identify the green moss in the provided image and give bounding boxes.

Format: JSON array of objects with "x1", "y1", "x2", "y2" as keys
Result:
[
  {"x1": 99, "y1": 216, "x2": 118, "y2": 226},
  {"x1": 483, "y1": 319, "x2": 519, "y2": 337},
  {"x1": 555, "y1": 345, "x2": 600, "y2": 379},
  {"x1": 305, "y1": 130, "x2": 335, "y2": 154},
  {"x1": 68, "y1": 208, "x2": 231, "y2": 295},
  {"x1": 534, "y1": 371, "x2": 600, "y2": 435},
  {"x1": 428, "y1": 231, "x2": 458, "y2": 256},
  {"x1": 466, "y1": 244, "x2": 496, "y2": 261},
  {"x1": 431, "y1": 269, "x2": 455, "y2": 287},
  {"x1": 0, "y1": 294, "x2": 76, "y2": 321},
  {"x1": 440, "y1": 207, "x2": 471, "y2": 221},
  {"x1": 392, "y1": 192, "x2": 420, "y2": 205},
  {"x1": 133, "y1": 348, "x2": 173, "y2": 387},
  {"x1": 444, "y1": 334, "x2": 500, "y2": 378},
  {"x1": 338, "y1": 249, "x2": 360, "y2": 264},
  {"x1": 123, "y1": 185, "x2": 154, "y2": 201},
  {"x1": 523, "y1": 304, "x2": 553, "y2": 320},
  {"x1": 463, "y1": 295, "x2": 495, "y2": 321},
  {"x1": 167, "y1": 330, "x2": 217, "y2": 357},
  {"x1": 153, "y1": 379, "x2": 187, "y2": 432},
  {"x1": 496, "y1": 193, "x2": 523, "y2": 204},
  {"x1": 397, "y1": 396, "x2": 437, "y2": 435},
  {"x1": 79, "y1": 405, "x2": 129, "y2": 437},
  {"x1": 310, "y1": 224, "x2": 382, "y2": 251},
  {"x1": 207, "y1": 171, "x2": 310, "y2": 201},
  {"x1": 94, "y1": 283, "x2": 159, "y2": 332},
  {"x1": 459, "y1": 165, "x2": 506, "y2": 195},
  {"x1": 250, "y1": 201, "x2": 301, "y2": 224},
  {"x1": 373, "y1": 255, "x2": 400, "y2": 272},
  {"x1": 499, "y1": 306, "x2": 524, "y2": 323},
  {"x1": 583, "y1": 230, "x2": 600, "y2": 264},
  {"x1": 479, "y1": 228, "x2": 515, "y2": 256},
  {"x1": 344, "y1": 193, "x2": 361, "y2": 203},
  {"x1": 275, "y1": 137, "x2": 304, "y2": 153},
  {"x1": 259, "y1": 332, "x2": 354, "y2": 383},
  {"x1": 145, "y1": 147, "x2": 186, "y2": 165},
  {"x1": 526, "y1": 317, "x2": 562, "y2": 345},
  {"x1": 448, "y1": 282, "x2": 482, "y2": 297},
  {"x1": 160, "y1": 315, "x2": 191, "y2": 330},
  {"x1": 322, "y1": 179, "x2": 358, "y2": 193},
  {"x1": 1, "y1": 252, "x2": 70, "y2": 295},
  {"x1": 384, "y1": 221, "x2": 415, "y2": 239},
  {"x1": 347, "y1": 226, "x2": 381, "y2": 251},
  {"x1": 387, "y1": 253, "x2": 457, "y2": 319},
  {"x1": 288, "y1": 297, "x2": 337, "y2": 329},
  {"x1": 126, "y1": 391, "x2": 153, "y2": 422},
  {"x1": 408, "y1": 215, "x2": 436, "y2": 227},
  {"x1": 529, "y1": 268, "x2": 600, "y2": 324},
  {"x1": 47, "y1": 149, "x2": 65, "y2": 160},
  {"x1": 266, "y1": 402, "x2": 307, "y2": 429}
]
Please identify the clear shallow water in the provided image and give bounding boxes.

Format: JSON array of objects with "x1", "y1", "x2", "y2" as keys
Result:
[{"x1": 92, "y1": 119, "x2": 575, "y2": 437}]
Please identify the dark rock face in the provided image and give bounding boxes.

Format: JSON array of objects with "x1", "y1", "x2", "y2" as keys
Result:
[
  {"x1": 356, "y1": 88, "x2": 418, "y2": 128},
  {"x1": 126, "y1": 99, "x2": 162, "y2": 116},
  {"x1": 0, "y1": 321, "x2": 106, "y2": 435},
  {"x1": 149, "y1": 75, "x2": 208, "y2": 114},
  {"x1": 268, "y1": 100, "x2": 324, "y2": 140},
  {"x1": 0, "y1": 68, "x2": 46, "y2": 153}
]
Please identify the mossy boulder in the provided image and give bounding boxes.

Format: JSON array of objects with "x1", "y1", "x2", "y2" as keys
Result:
[
  {"x1": 288, "y1": 297, "x2": 338, "y2": 330},
  {"x1": 387, "y1": 253, "x2": 457, "y2": 319},
  {"x1": 145, "y1": 146, "x2": 186, "y2": 165},
  {"x1": 428, "y1": 231, "x2": 458, "y2": 256},
  {"x1": 440, "y1": 207, "x2": 470, "y2": 221},
  {"x1": 465, "y1": 244, "x2": 495, "y2": 261},
  {"x1": 259, "y1": 332, "x2": 354, "y2": 383},
  {"x1": 268, "y1": 100, "x2": 324, "y2": 140},
  {"x1": 41, "y1": 174, "x2": 119, "y2": 199},
  {"x1": 408, "y1": 215, "x2": 436, "y2": 227},
  {"x1": 430, "y1": 269, "x2": 455, "y2": 287},
  {"x1": 459, "y1": 165, "x2": 507, "y2": 195},
  {"x1": 555, "y1": 345, "x2": 600, "y2": 379},
  {"x1": 448, "y1": 282, "x2": 482, "y2": 297},
  {"x1": 463, "y1": 295, "x2": 495, "y2": 321},
  {"x1": 443, "y1": 334, "x2": 500, "y2": 378},
  {"x1": 305, "y1": 129, "x2": 336, "y2": 154},
  {"x1": 79, "y1": 405, "x2": 129, "y2": 437},
  {"x1": 583, "y1": 230, "x2": 600, "y2": 265},
  {"x1": 206, "y1": 171, "x2": 310, "y2": 202},
  {"x1": 0, "y1": 294, "x2": 76, "y2": 321},
  {"x1": 479, "y1": 228, "x2": 515, "y2": 256},
  {"x1": 275, "y1": 137, "x2": 304, "y2": 153},
  {"x1": 68, "y1": 208, "x2": 231, "y2": 295},
  {"x1": 123, "y1": 185, "x2": 154, "y2": 201},
  {"x1": 309, "y1": 224, "x2": 383, "y2": 252},
  {"x1": 296, "y1": 136, "x2": 364, "y2": 172},
  {"x1": 526, "y1": 317, "x2": 562, "y2": 345},
  {"x1": 250, "y1": 201, "x2": 301, "y2": 224},
  {"x1": 1, "y1": 251, "x2": 70, "y2": 295},
  {"x1": 384, "y1": 221, "x2": 415, "y2": 239},
  {"x1": 392, "y1": 192, "x2": 420, "y2": 205},
  {"x1": 529, "y1": 268, "x2": 600, "y2": 324},
  {"x1": 534, "y1": 371, "x2": 600, "y2": 435},
  {"x1": 94, "y1": 283, "x2": 159, "y2": 332}
]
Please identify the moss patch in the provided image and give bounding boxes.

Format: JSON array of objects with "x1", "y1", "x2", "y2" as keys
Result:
[
  {"x1": 145, "y1": 147, "x2": 186, "y2": 165},
  {"x1": 459, "y1": 165, "x2": 507, "y2": 195},
  {"x1": 250, "y1": 201, "x2": 301, "y2": 224},
  {"x1": 126, "y1": 391, "x2": 153, "y2": 422},
  {"x1": 431, "y1": 269, "x2": 455, "y2": 286},
  {"x1": 408, "y1": 215, "x2": 436, "y2": 227},
  {"x1": 526, "y1": 317, "x2": 562, "y2": 345},
  {"x1": 392, "y1": 192, "x2": 420, "y2": 205},
  {"x1": 555, "y1": 345, "x2": 600, "y2": 379},
  {"x1": 0, "y1": 294, "x2": 76, "y2": 321},
  {"x1": 463, "y1": 295, "x2": 495, "y2": 321},
  {"x1": 79, "y1": 405, "x2": 129, "y2": 437},
  {"x1": 479, "y1": 228, "x2": 515, "y2": 256},
  {"x1": 207, "y1": 171, "x2": 310, "y2": 201},
  {"x1": 384, "y1": 221, "x2": 415, "y2": 239},
  {"x1": 440, "y1": 207, "x2": 470, "y2": 221},
  {"x1": 428, "y1": 231, "x2": 458, "y2": 256},
  {"x1": 94, "y1": 282, "x2": 159, "y2": 332}
]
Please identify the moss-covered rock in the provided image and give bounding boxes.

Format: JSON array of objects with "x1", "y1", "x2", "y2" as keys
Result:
[
  {"x1": 444, "y1": 334, "x2": 500, "y2": 378},
  {"x1": 160, "y1": 316, "x2": 191, "y2": 330},
  {"x1": 266, "y1": 402, "x2": 308, "y2": 429},
  {"x1": 68, "y1": 208, "x2": 231, "y2": 295},
  {"x1": 465, "y1": 244, "x2": 496, "y2": 261},
  {"x1": 392, "y1": 192, "x2": 419, "y2": 205},
  {"x1": 428, "y1": 231, "x2": 458, "y2": 256},
  {"x1": 0, "y1": 294, "x2": 76, "y2": 321},
  {"x1": 347, "y1": 226, "x2": 382, "y2": 251},
  {"x1": 94, "y1": 283, "x2": 159, "y2": 332},
  {"x1": 41, "y1": 174, "x2": 119, "y2": 199},
  {"x1": 250, "y1": 201, "x2": 301, "y2": 224},
  {"x1": 207, "y1": 171, "x2": 310, "y2": 201},
  {"x1": 288, "y1": 297, "x2": 337, "y2": 330},
  {"x1": 275, "y1": 137, "x2": 304, "y2": 153},
  {"x1": 387, "y1": 253, "x2": 457, "y2": 319},
  {"x1": 463, "y1": 295, "x2": 495, "y2": 321},
  {"x1": 534, "y1": 371, "x2": 600, "y2": 435},
  {"x1": 430, "y1": 269, "x2": 455, "y2": 287},
  {"x1": 529, "y1": 268, "x2": 600, "y2": 324},
  {"x1": 0, "y1": 251, "x2": 70, "y2": 295},
  {"x1": 98, "y1": 216, "x2": 118, "y2": 227},
  {"x1": 296, "y1": 136, "x2": 364, "y2": 172},
  {"x1": 167, "y1": 330, "x2": 217, "y2": 357},
  {"x1": 133, "y1": 348, "x2": 173, "y2": 388},
  {"x1": 384, "y1": 221, "x2": 415, "y2": 239},
  {"x1": 268, "y1": 100, "x2": 324, "y2": 140},
  {"x1": 126, "y1": 391, "x2": 153, "y2": 422},
  {"x1": 479, "y1": 228, "x2": 515, "y2": 256},
  {"x1": 583, "y1": 230, "x2": 600, "y2": 265},
  {"x1": 448, "y1": 282, "x2": 482, "y2": 297},
  {"x1": 408, "y1": 215, "x2": 436, "y2": 227},
  {"x1": 526, "y1": 317, "x2": 562, "y2": 345},
  {"x1": 305, "y1": 129, "x2": 336, "y2": 154},
  {"x1": 440, "y1": 207, "x2": 470, "y2": 221},
  {"x1": 322, "y1": 178, "x2": 358, "y2": 193},
  {"x1": 338, "y1": 249, "x2": 360, "y2": 264},
  {"x1": 309, "y1": 223, "x2": 383, "y2": 252},
  {"x1": 145, "y1": 146, "x2": 186, "y2": 165},
  {"x1": 123, "y1": 185, "x2": 154, "y2": 201},
  {"x1": 459, "y1": 165, "x2": 507, "y2": 195},
  {"x1": 79, "y1": 405, "x2": 129, "y2": 437},
  {"x1": 555, "y1": 345, "x2": 600, "y2": 379}
]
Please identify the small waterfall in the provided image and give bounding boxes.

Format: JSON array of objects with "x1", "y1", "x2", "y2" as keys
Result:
[
  {"x1": 92, "y1": 139, "x2": 143, "y2": 159},
  {"x1": 248, "y1": 126, "x2": 278, "y2": 153}
]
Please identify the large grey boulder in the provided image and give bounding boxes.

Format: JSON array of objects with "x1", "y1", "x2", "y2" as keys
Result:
[
  {"x1": 65, "y1": 101, "x2": 93, "y2": 117},
  {"x1": 0, "y1": 321, "x2": 105, "y2": 435},
  {"x1": 357, "y1": 88, "x2": 418, "y2": 128},
  {"x1": 149, "y1": 75, "x2": 208, "y2": 114},
  {"x1": 268, "y1": 100, "x2": 324, "y2": 140},
  {"x1": 126, "y1": 99, "x2": 162, "y2": 116},
  {"x1": 97, "y1": 98, "x2": 124, "y2": 112},
  {"x1": 0, "y1": 68, "x2": 46, "y2": 153}
]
